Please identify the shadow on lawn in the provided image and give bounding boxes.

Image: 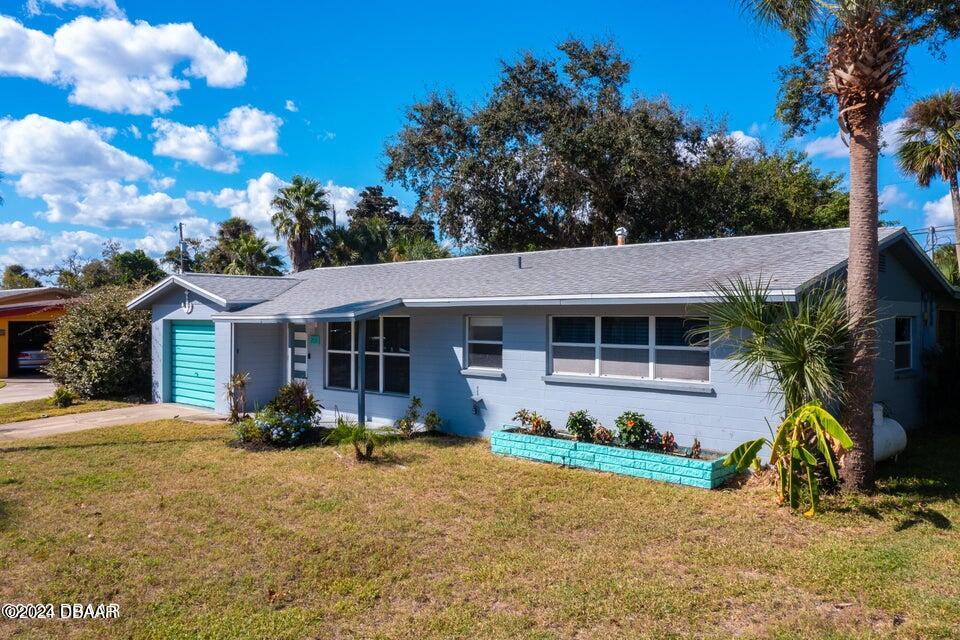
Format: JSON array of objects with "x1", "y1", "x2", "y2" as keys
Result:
[
  {"x1": 0, "y1": 436, "x2": 225, "y2": 455},
  {"x1": 833, "y1": 431, "x2": 960, "y2": 530}
]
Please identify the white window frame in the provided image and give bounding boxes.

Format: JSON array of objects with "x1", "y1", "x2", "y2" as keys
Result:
[
  {"x1": 548, "y1": 314, "x2": 710, "y2": 383},
  {"x1": 464, "y1": 316, "x2": 504, "y2": 371},
  {"x1": 325, "y1": 316, "x2": 411, "y2": 394},
  {"x1": 894, "y1": 316, "x2": 913, "y2": 372}
]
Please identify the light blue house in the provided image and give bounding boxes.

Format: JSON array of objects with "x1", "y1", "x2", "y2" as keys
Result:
[{"x1": 128, "y1": 227, "x2": 958, "y2": 452}]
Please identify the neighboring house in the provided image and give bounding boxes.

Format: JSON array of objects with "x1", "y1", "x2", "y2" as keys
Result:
[
  {"x1": 128, "y1": 227, "x2": 958, "y2": 452},
  {"x1": 0, "y1": 287, "x2": 75, "y2": 378}
]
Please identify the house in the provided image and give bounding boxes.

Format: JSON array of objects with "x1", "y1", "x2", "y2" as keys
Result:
[
  {"x1": 0, "y1": 287, "x2": 75, "y2": 378},
  {"x1": 128, "y1": 227, "x2": 958, "y2": 452}
]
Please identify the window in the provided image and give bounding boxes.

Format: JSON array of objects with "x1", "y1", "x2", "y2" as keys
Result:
[
  {"x1": 465, "y1": 316, "x2": 503, "y2": 369},
  {"x1": 549, "y1": 315, "x2": 709, "y2": 382},
  {"x1": 326, "y1": 317, "x2": 410, "y2": 394},
  {"x1": 894, "y1": 317, "x2": 912, "y2": 371}
]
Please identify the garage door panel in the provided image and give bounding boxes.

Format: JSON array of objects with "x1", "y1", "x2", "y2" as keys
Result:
[{"x1": 170, "y1": 321, "x2": 215, "y2": 408}]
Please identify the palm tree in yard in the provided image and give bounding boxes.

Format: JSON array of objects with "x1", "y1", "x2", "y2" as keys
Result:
[
  {"x1": 897, "y1": 91, "x2": 960, "y2": 268},
  {"x1": 223, "y1": 235, "x2": 284, "y2": 276},
  {"x1": 271, "y1": 175, "x2": 334, "y2": 272},
  {"x1": 741, "y1": 1, "x2": 960, "y2": 490}
]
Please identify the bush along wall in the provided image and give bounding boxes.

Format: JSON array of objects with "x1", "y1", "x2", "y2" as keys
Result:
[{"x1": 491, "y1": 429, "x2": 736, "y2": 489}]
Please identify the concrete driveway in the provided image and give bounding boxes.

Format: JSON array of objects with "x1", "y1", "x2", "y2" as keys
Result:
[
  {"x1": 0, "y1": 403, "x2": 222, "y2": 441},
  {"x1": 0, "y1": 378, "x2": 56, "y2": 404}
]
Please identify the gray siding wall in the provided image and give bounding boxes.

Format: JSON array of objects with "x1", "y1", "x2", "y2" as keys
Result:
[
  {"x1": 304, "y1": 305, "x2": 781, "y2": 453},
  {"x1": 874, "y1": 249, "x2": 936, "y2": 430},
  {"x1": 234, "y1": 323, "x2": 285, "y2": 410},
  {"x1": 150, "y1": 288, "x2": 231, "y2": 414}
]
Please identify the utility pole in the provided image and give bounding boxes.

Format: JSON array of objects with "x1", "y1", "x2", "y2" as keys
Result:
[{"x1": 178, "y1": 221, "x2": 186, "y2": 274}]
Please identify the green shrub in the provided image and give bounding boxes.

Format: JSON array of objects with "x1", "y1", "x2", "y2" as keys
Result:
[
  {"x1": 616, "y1": 411, "x2": 656, "y2": 449},
  {"x1": 45, "y1": 285, "x2": 151, "y2": 399},
  {"x1": 266, "y1": 381, "x2": 321, "y2": 417},
  {"x1": 232, "y1": 417, "x2": 264, "y2": 444},
  {"x1": 51, "y1": 386, "x2": 77, "y2": 408},
  {"x1": 252, "y1": 405, "x2": 316, "y2": 447},
  {"x1": 513, "y1": 408, "x2": 553, "y2": 436},
  {"x1": 394, "y1": 395, "x2": 423, "y2": 437},
  {"x1": 566, "y1": 410, "x2": 596, "y2": 441},
  {"x1": 423, "y1": 410, "x2": 442, "y2": 432}
]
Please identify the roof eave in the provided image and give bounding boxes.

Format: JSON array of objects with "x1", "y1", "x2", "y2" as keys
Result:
[{"x1": 126, "y1": 276, "x2": 230, "y2": 310}]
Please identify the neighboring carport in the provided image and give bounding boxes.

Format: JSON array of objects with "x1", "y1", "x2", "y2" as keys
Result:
[{"x1": 0, "y1": 288, "x2": 74, "y2": 379}]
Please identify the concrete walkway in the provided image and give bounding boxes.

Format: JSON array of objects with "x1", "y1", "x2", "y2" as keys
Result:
[
  {"x1": 0, "y1": 378, "x2": 56, "y2": 404},
  {"x1": 0, "y1": 403, "x2": 222, "y2": 441}
]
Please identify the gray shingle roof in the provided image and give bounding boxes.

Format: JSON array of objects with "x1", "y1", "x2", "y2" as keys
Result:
[
  {"x1": 221, "y1": 227, "x2": 907, "y2": 319},
  {"x1": 176, "y1": 273, "x2": 300, "y2": 304},
  {"x1": 0, "y1": 287, "x2": 72, "y2": 302}
]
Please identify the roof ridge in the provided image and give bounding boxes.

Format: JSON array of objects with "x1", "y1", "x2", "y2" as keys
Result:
[
  {"x1": 297, "y1": 226, "x2": 903, "y2": 275},
  {"x1": 180, "y1": 272, "x2": 299, "y2": 281}
]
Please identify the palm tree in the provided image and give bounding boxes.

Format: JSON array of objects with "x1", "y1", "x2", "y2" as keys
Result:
[
  {"x1": 384, "y1": 234, "x2": 452, "y2": 262},
  {"x1": 270, "y1": 176, "x2": 333, "y2": 272},
  {"x1": 897, "y1": 91, "x2": 960, "y2": 267},
  {"x1": 741, "y1": 1, "x2": 960, "y2": 490},
  {"x1": 223, "y1": 235, "x2": 284, "y2": 276}
]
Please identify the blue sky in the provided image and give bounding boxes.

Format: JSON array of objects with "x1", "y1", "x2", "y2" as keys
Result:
[{"x1": 1, "y1": 0, "x2": 958, "y2": 272}]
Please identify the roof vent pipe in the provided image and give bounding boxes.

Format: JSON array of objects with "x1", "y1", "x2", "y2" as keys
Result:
[{"x1": 615, "y1": 227, "x2": 627, "y2": 246}]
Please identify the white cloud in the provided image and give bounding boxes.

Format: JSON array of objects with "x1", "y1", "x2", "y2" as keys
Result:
[
  {"x1": 804, "y1": 132, "x2": 848, "y2": 159},
  {"x1": 149, "y1": 175, "x2": 175, "y2": 190},
  {"x1": 923, "y1": 193, "x2": 955, "y2": 228},
  {"x1": 48, "y1": 180, "x2": 193, "y2": 228},
  {"x1": 216, "y1": 106, "x2": 282, "y2": 154},
  {"x1": 151, "y1": 118, "x2": 238, "y2": 173},
  {"x1": 879, "y1": 185, "x2": 914, "y2": 211},
  {"x1": 127, "y1": 124, "x2": 141, "y2": 139},
  {"x1": 134, "y1": 215, "x2": 217, "y2": 255},
  {"x1": 0, "y1": 113, "x2": 151, "y2": 198},
  {"x1": 284, "y1": 99, "x2": 298, "y2": 113},
  {"x1": 0, "y1": 221, "x2": 44, "y2": 242},
  {"x1": 880, "y1": 117, "x2": 908, "y2": 154},
  {"x1": 26, "y1": 0, "x2": 124, "y2": 18},
  {"x1": 0, "y1": 15, "x2": 246, "y2": 115},
  {"x1": 0, "y1": 229, "x2": 106, "y2": 269},
  {"x1": 725, "y1": 130, "x2": 761, "y2": 149},
  {"x1": 189, "y1": 171, "x2": 284, "y2": 232},
  {"x1": 323, "y1": 181, "x2": 358, "y2": 222}
]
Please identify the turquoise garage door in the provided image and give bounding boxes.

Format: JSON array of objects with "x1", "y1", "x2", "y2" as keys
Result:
[{"x1": 170, "y1": 321, "x2": 216, "y2": 408}]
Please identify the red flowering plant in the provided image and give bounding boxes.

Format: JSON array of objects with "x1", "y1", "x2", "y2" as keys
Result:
[{"x1": 615, "y1": 411, "x2": 656, "y2": 449}]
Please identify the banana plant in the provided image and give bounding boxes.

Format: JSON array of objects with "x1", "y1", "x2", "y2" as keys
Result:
[{"x1": 724, "y1": 402, "x2": 854, "y2": 517}]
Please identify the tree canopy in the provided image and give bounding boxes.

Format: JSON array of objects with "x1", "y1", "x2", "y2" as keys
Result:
[
  {"x1": 385, "y1": 38, "x2": 850, "y2": 253},
  {"x1": 2, "y1": 264, "x2": 41, "y2": 289}
]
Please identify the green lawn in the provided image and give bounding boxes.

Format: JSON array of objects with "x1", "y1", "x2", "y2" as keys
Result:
[
  {"x1": 0, "y1": 398, "x2": 130, "y2": 424},
  {"x1": 1, "y1": 420, "x2": 958, "y2": 639}
]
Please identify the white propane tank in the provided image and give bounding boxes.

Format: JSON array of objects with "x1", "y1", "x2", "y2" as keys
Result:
[{"x1": 873, "y1": 403, "x2": 907, "y2": 462}]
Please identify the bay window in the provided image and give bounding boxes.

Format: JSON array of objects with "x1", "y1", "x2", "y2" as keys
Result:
[
  {"x1": 326, "y1": 317, "x2": 410, "y2": 394},
  {"x1": 549, "y1": 315, "x2": 709, "y2": 382}
]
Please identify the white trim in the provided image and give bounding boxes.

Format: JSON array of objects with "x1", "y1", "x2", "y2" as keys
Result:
[
  {"x1": 894, "y1": 316, "x2": 914, "y2": 372},
  {"x1": 548, "y1": 314, "x2": 710, "y2": 383},
  {"x1": 325, "y1": 316, "x2": 411, "y2": 394},
  {"x1": 464, "y1": 315, "x2": 504, "y2": 371},
  {"x1": 127, "y1": 276, "x2": 229, "y2": 310}
]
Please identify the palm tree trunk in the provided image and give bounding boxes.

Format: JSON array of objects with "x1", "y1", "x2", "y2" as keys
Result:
[
  {"x1": 841, "y1": 114, "x2": 880, "y2": 491},
  {"x1": 951, "y1": 174, "x2": 960, "y2": 270}
]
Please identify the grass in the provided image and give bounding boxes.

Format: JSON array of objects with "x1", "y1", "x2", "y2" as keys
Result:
[
  {"x1": 0, "y1": 398, "x2": 130, "y2": 424},
  {"x1": 0, "y1": 380, "x2": 6, "y2": 390},
  {"x1": 0, "y1": 420, "x2": 958, "y2": 639}
]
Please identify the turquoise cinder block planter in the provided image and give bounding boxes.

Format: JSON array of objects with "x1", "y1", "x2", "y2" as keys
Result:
[{"x1": 491, "y1": 428, "x2": 735, "y2": 489}]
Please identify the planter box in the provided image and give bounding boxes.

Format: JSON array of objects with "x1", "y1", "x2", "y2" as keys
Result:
[{"x1": 491, "y1": 428, "x2": 735, "y2": 489}]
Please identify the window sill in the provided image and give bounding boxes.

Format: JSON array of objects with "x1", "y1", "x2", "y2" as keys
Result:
[
  {"x1": 460, "y1": 368, "x2": 505, "y2": 380},
  {"x1": 541, "y1": 374, "x2": 714, "y2": 395}
]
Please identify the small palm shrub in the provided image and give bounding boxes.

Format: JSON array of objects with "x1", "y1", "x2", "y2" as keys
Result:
[
  {"x1": 51, "y1": 386, "x2": 77, "y2": 408},
  {"x1": 566, "y1": 410, "x2": 596, "y2": 441},
  {"x1": 394, "y1": 396, "x2": 423, "y2": 437},
  {"x1": 616, "y1": 411, "x2": 656, "y2": 448},
  {"x1": 724, "y1": 402, "x2": 853, "y2": 516},
  {"x1": 234, "y1": 382, "x2": 322, "y2": 447},
  {"x1": 324, "y1": 417, "x2": 400, "y2": 461},
  {"x1": 514, "y1": 408, "x2": 553, "y2": 436}
]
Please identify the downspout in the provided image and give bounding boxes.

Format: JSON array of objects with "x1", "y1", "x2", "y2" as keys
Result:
[{"x1": 357, "y1": 320, "x2": 366, "y2": 426}]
